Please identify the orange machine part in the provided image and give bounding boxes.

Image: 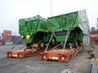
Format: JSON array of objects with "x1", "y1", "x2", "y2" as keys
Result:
[{"x1": 40, "y1": 46, "x2": 83, "y2": 62}]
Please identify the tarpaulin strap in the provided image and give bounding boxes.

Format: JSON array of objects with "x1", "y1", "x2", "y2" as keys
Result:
[
  {"x1": 45, "y1": 33, "x2": 54, "y2": 52},
  {"x1": 62, "y1": 31, "x2": 71, "y2": 50}
]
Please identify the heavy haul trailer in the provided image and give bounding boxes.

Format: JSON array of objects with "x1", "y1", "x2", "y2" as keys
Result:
[
  {"x1": 18, "y1": 10, "x2": 90, "y2": 59},
  {"x1": 7, "y1": 16, "x2": 52, "y2": 59},
  {"x1": 40, "y1": 46, "x2": 83, "y2": 62},
  {"x1": 7, "y1": 49, "x2": 43, "y2": 59},
  {"x1": 7, "y1": 45, "x2": 44, "y2": 59},
  {"x1": 40, "y1": 10, "x2": 90, "y2": 62},
  {"x1": 19, "y1": 10, "x2": 90, "y2": 49}
]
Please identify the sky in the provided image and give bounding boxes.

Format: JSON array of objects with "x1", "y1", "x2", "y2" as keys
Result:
[{"x1": 0, "y1": 0, "x2": 98, "y2": 35}]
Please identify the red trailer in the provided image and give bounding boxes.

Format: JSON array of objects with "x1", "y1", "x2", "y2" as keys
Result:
[
  {"x1": 40, "y1": 46, "x2": 83, "y2": 62},
  {"x1": 7, "y1": 48, "x2": 44, "y2": 59}
]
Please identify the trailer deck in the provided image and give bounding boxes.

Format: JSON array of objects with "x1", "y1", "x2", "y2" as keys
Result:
[
  {"x1": 40, "y1": 46, "x2": 83, "y2": 62},
  {"x1": 7, "y1": 49, "x2": 43, "y2": 59}
]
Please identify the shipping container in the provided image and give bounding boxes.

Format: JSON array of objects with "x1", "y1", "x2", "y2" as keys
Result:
[
  {"x1": 2, "y1": 37, "x2": 12, "y2": 42},
  {"x1": 90, "y1": 30, "x2": 98, "y2": 42},
  {"x1": 11, "y1": 39, "x2": 22, "y2": 42},
  {"x1": 11, "y1": 35, "x2": 21, "y2": 39},
  {"x1": 2, "y1": 36, "x2": 11, "y2": 39},
  {"x1": 4, "y1": 30, "x2": 11, "y2": 33},
  {"x1": 0, "y1": 42, "x2": 2, "y2": 45},
  {"x1": 3, "y1": 33, "x2": 11, "y2": 37},
  {"x1": 2, "y1": 39, "x2": 12, "y2": 42},
  {"x1": 91, "y1": 27, "x2": 96, "y2": 31},
  {"x1": 2, "y1": 33, "x2": 3, "y2": 36},
  {"x1": 3, "y1": 30, "x2": 11, "y2": 37},
  {"x1": 3, "y1": 41, "x2": 23, "y2": 45},
  {"x1": 13, "y1": 41, "x2": 23, "y2": 45},
  {"x1": 4, "y1": 42, "x2": 13, "y2": 45},
  {"x1": 90, "y1": 30, "x2": 98, "y2": 34}
]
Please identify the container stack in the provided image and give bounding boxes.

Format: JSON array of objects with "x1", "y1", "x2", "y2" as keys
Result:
[
  {"x1": 2, "y1": 30, "x2": 23, "y2": 45},
  {"x1": 90, "y1": 27, "x2": 98, "y2": 42},
  {"x1": 2, "y1": 30, "x2": 12, "y2": 45},
  {"x1": 90, "y1": 30, "x2": 98, "y2": 42},
  {"x1": 11, "y1": 35, "x2": 23, "y2": 45},
  {"x1": 91, "y1": 27, "x2": 95, "y2": 31}
]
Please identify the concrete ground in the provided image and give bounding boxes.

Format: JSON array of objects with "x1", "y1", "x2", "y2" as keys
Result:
[{"x1": 0, "y1": 44, "x2": 96, "y2": 73}]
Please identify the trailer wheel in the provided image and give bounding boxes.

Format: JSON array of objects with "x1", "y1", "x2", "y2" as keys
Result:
[
  {"x1": 44, "y1": 55, "x2": 48, "y2": 61},
  {"x1": 58, "y1": 56, "x2": 62, "y2": 62},
  {"x1": 7, "y1": 53, "x2": 11, "y2": 58},
  {"x1": 7, "y1": 52, "x2": 11, "y2": 57},
  {"x1": 38, "y1": 41, "x2": 45, "y2": 49},
  {"x1": 18, "y1": 54, "x2": 24, "y2": 59},
  {"x1": 50, "y1": 38, "x2": 56, "y2": 47}
]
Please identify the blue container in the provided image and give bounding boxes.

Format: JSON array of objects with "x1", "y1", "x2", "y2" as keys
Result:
[
  {"x1": 11, "y1": 35, "x2": 22, "y2": 39},
  {"x1": 90, "y1": 30, "x2": 98, "y2": 34},
  {"x1": 2, "y1": 33, "x2": 3, "y2": 36},
  {"x1": 4, "y1": 42, "x2": 14, "y2": 45},
  {"x1": 17, "y1": 41, "x2": 23, "y2": 45},
  {"x1": 13, "y1": 42, "x2": 16, "y2": 44},
  {"x1": 11, "y1": 36, "x2": 15, "y2": 39},
  {"x1": 13, "y1": 41, "x2": 23, "y2": 45}
]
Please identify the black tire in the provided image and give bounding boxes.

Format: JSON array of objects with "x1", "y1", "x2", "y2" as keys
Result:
[
  {"x1": 26, "y1": 43, "x2": 32, "y2": 48},
  {"x1": 78, "y1": 40, "x2": 82, "y2": 46},
  {"x1": 50, "y1": 38, "x2": 56, "y2": 47},
  {"x1": 38, "y1": 41, "x2": 45, "y2": 49}
]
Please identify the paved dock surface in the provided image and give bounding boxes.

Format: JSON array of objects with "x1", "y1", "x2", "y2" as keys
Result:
[{"x1": 0, "y1": 45, "x2": 94, "y2": 73}]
